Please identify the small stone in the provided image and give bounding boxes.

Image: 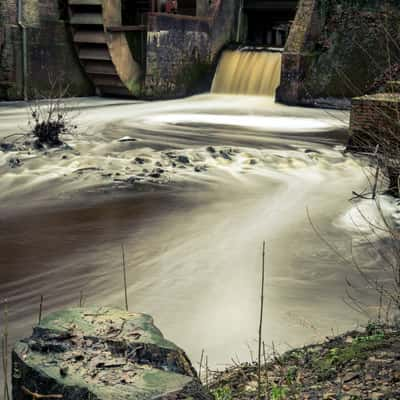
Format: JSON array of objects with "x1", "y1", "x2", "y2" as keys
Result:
[
  {"x1": 249, "y1": 159, "x2": 257, "y2": 165},
  {"x1": 8, "y1": 157, "x2": 22, "y2": 168},
  {"x1": 134, "y1": 157, "x2": 146, "y2": 165},
  {"x1": 149, "y1": 168, "x2": 164, "y2": 178},
  {"x1": 194, "y1": 165, "x2": 207, "y2": 172},
  {"x1": 206, "y1": 146, "x2": 216, "y2": 153},
  {"x1": 370, "y1": 392, "x2": 385, "y2": 400},
  {"x1": 0, "y1": 142, "x2": 15, "y2": 151},
  {"x1": 343, "y1": 372, "x2": 360, "y2": 383},
  {"x1": 177, "y1": 155, "x2": 190, "y2": 164},
  {"x1": 219, "y1": 150, "x2": 232, "y2": 160},
  {"x1": 347, "y1": 389, "x2": 361, "y2": 397}
]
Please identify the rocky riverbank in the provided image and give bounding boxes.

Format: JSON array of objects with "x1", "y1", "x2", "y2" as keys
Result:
[
  {"x1": 11, "y1": 307, "x2": 400, "y2": 400},
  {"x1": 210, "y1": 324, "x2": 400, "y2": 400}
]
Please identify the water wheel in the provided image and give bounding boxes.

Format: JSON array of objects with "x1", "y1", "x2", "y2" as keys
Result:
[{"x1": 67, "y1": 0, "x2": 148, "y2": 96}]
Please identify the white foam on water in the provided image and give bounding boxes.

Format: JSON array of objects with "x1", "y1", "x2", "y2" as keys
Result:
[
  {"x1": 0, "y1": 95, "x2": 351, "y2": 205},
  {"x1": 335, "y1": 195, "x2": 400, "y2": 240},
  {"x1": 144, "y1": 113, "x2": 341, "y2": 132}
]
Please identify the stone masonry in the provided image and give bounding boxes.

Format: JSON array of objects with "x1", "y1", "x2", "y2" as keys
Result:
[{"x1": 0, "y1": 0, "x2": 92, "y2": 100}]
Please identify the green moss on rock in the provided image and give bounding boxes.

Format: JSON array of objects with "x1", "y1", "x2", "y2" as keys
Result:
[{"x1": 12, "y1": 307, "x2": 210, "y2": 400}]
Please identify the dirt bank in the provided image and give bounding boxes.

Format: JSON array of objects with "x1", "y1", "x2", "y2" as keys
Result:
[{"x1": 211, "y1": 324, "x2": 400, "y2": 399}]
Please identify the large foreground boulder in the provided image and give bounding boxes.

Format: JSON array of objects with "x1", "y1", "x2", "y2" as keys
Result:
[{"x1": 12, "y1": 306, "x2": 210, "y2": 400}]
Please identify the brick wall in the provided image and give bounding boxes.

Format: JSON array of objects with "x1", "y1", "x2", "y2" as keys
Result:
[{"x1": 349, "y1": 93, "x2": 400, "y2": 152}]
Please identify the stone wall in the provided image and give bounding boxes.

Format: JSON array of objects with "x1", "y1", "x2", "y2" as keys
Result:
[
  {"x1": 209, "y1": 0, "x2": 239, "y2": 58},
  {"x1": 143, "y1": 13, "x2": 212, "y2": 98},
  {"x1": 276, "y1": 0, "x2": 319, "y2": 105},
  {"x1": 1, "y1": 0, "x2": 238, "y2": 100},
  {"x1": 142, "y1": 0, "x2": 239, "y2": 99},
  {"x1": 0, "y1": 0, "x2": 19, "y2": 98},
  {"x1": 0, "y1": 0, "x2": 92, "y2": 100},
  {"x1": 278, "y1": 0, "x2": 400, "y2": 107}
]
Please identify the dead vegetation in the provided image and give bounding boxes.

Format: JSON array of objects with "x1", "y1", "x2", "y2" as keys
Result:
[
  {"x1": 0, "y1": 76, "x2": 77, "y2": 152},
  {"x1": 210, "y1": 325, "x2": 400, "y2": 400}
]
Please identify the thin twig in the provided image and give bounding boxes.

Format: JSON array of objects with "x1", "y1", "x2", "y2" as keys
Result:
[
  {"x1": 21, "y1": 386, "x2": 63, "y2": 399},
  {"x1": 199, "y1": 349, "x2": 204, "y2": 383},
  {"x1": 2, "y1": 300, "x2": 10, "y2": 400},
  {"x1": 38, "y1": 295, "x2": 43, "y2": 325},
  {"x1": 258, "y1": 241, "x2": 266, "y2": 400},
  {"x1": 372, "y1": 145, "x2": 380, "y2": 200},
  {"x1": 205, "y1": 355, "x2": 209, "y2": 389},
  {"x1": 79, "y1": 290, "x2": 84, "y2": 308},
  {"x1": 121, "y1": 244, "x2": 129, "y2": 311}
]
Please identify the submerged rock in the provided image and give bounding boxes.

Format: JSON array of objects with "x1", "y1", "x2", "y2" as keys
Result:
[
  {"x1": 13, "y1": 306, "x2": 210, "y2": 400},
  {"x1": 206, "y1": 146, "x2": 216, "y2": 154},
  {"x1": 134, "y1": 157, "x2": 146, "y2": 165},
  {"x1": 8, "y1": 157, "x2": 22, "y2": 168},
  {"x1": 177, "y1": 155, "x2": 190, "y2": 164},
  {"x1": 0, "y1": 142, "x2": 15, "y2": 152},
  {"x1": 218, "y1": 150, "x2": 232, "y2": 160}
]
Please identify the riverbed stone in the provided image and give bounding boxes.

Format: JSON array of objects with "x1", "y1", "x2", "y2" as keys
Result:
[{"x1": 12, "y1": 306, "x2": 210, "y2": 400}]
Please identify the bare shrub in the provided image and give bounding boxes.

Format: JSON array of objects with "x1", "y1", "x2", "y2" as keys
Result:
[
  {"x1": 28, "y1": 78, "x2": 77, "y2": 148},
  {"x1": 0, "y1": 75, "x2": 77, "y2": 151},
  {"x1": 299, "y1": 5, "x2": 400, "y2": 323}
]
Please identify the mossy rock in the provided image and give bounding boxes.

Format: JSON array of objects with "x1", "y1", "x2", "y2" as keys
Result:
[{"x1": 12, "y1": 306, "x2": 210, "y2": 400}]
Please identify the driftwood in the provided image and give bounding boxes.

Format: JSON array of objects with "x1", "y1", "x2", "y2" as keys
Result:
[{"x1": 21, "y1": 386, "x2": 63, "y2": 399}]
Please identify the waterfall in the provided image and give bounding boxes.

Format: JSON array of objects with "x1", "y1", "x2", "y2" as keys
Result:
[{"x1": 211, "y1": 49, "x2": 282, "y2": 96}]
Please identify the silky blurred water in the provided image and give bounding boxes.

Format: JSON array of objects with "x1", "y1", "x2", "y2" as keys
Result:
[{"x1": 0, "y1": 95, "x2": 380, "y2": 378}]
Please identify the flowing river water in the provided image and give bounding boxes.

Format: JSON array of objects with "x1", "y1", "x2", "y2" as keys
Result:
[{"x1": 0, "y1": 94, "x2": 385, "y2": 373}]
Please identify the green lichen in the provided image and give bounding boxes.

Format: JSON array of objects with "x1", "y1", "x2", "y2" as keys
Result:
[{"x1": 38, "y1": 306, "x2": 178, "y2": 350}]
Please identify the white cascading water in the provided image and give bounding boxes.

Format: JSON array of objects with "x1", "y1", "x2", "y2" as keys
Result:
[{"x1": 211, "y1": 49, "x2": 282, "y2": 96}]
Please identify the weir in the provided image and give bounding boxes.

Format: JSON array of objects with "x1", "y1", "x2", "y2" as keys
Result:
[
  {"x1": 211, "y1": 0, "x2": 296, "y2": 97},
  {"x1": 211, "y1": 50, "x2": 282, "y2": 96}
]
